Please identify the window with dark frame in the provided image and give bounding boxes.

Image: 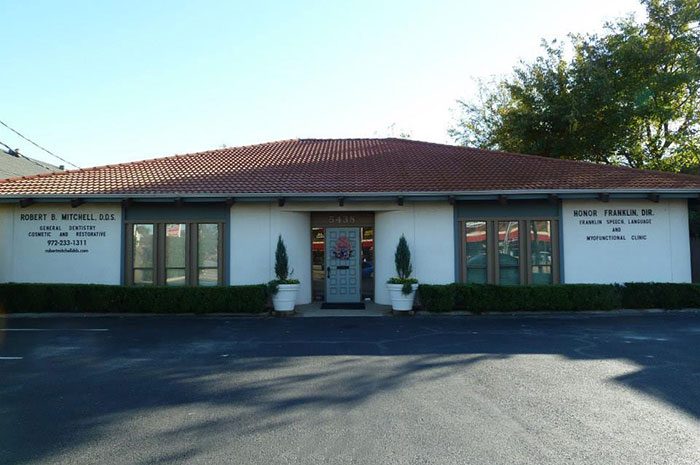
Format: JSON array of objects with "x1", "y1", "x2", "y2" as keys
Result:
[
  {"x1": 530, "y1": 220, "x2": 553, "y2": 284},
  {"x1": 197, "y1": 223, "x2": 219, "y2": 286},
  {"x1": 127, "y1": 222, "x2": 223, "y2": 286},
  {"x1": 497, "y1": 220, "x2": 520, "y2": 285},
  {"x1": 462, "y1": 219, "x2": 558, "y2": 285},
  {"x1": 464, "y1": 221, "x2": 488, "y2": 284},
  {"x1": 133, "y1": 224, "x2": 155, "y2": 285},
  {"x1": 165, "y1": 223, "x2": 187, "y2": 286}
]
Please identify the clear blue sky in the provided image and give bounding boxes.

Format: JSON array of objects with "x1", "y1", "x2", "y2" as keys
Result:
[{"x1": 1, "y1": 0, "x2": 645, "y2": 168}]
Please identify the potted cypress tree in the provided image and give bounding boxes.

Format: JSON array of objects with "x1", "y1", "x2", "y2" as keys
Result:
[
  {"x1": 386, "y1": 234, "x2": 419, "y2": 312},
  {"x1": 268, "y1": 235, "x2": 300, "y2": 312}
]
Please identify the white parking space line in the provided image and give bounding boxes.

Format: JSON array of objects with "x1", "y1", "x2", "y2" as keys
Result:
[
  {"x1": 1, "y1": 328, "x2": 109, "y2": 332},
  {"x1": 0, "y1": 357, "x2": 23, "y2": 360}
]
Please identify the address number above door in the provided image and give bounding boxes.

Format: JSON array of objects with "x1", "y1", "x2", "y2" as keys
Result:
[
  {"x1": 311, "y1": 212, "x2": 375, "y2": 228},
  {"x1": 328, "y1": 215, "x2": 356, "y2": 224}
]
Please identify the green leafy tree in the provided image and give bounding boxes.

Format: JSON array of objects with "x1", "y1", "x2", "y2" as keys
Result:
[{"x1": 449, "y1": 0, "x2": 700, "y2": 172}]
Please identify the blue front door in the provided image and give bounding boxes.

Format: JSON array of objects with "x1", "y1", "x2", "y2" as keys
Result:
[{"x1": 325, "y1": 228, "x2": 361, "y2": 303}]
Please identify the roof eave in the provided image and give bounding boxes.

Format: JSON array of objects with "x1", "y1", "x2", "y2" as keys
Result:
[{"x1": 0, "y1": 188, "x2": 699, "y2": 203}]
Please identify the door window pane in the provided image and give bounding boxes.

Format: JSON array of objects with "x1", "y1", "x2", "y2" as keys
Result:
[
  {"x1": 467, "y1": 268, "x2": 487, "y2": 284},
  {"x1": 531, "y1": 221, "x2": 553, "y2": 284},
  {"x1": 134, "y1": 268, "x2": 153, "y2": 285},
  {"x1": 311, "y1": 228, "x2": 325, "y2": 300},
  {"x1": 133, "y1": 224, "x2": 154, "y2": 268},
  {"x1": 197, "y1": 224, "x2": 218, "y2": 267},
  {"x1": 361, "y1": 227, "x2": 374, "y2": 299},
  {"x1": 133, "y1": 224, "x2": 154, "y2": 285},
  {"x1": 498, "y1": 221, "x2": 520, "y2": 285},
  {"x1": 465, "y1": 221, "x2": 487, "y2": 284},
  {"x1": 198, "y1": 269, "x2": 218, "y2": 286},
  {"x1": 166, "y1": 269, "x2": 186, "y2": 286},
  {"x1": 165, "y1": 224, "x2": 187, "y2": 286},
  {"x1": 197, "y1": 224, "x2": 219, "y2": 285},
  {"x1": 166, "y1": 224, "x2": 186, "y2": 267}
]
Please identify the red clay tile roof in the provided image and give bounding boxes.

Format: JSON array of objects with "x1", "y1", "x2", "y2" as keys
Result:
[{"x1": 0, "y1": 138, "x2": 698, "y2": 196}]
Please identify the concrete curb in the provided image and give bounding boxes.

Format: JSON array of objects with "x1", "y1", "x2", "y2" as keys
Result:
[
  {"x1": 3, "y1": 312, "x2": 268, "y2": 318},
  {"x1": 4, "y1": 308, "x2": 700, "y2": 319},
  {"x1": 413, "y1": 308, "x2": 700, "y2": 318}
]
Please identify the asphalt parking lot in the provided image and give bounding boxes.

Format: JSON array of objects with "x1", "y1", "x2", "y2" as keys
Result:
[{"x1": 1, "y1": 312, "x2": 699, "y2": 465}]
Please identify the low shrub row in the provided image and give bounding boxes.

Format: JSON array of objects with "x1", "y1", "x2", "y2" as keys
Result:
[
  {"x1": 620, "y1": 282, "x2": 700, "y2": 310},
  {"x1": 2, "y1": 282, "x2": 697, "y2": 315},
  {"x1": 418, "y1": 282, "x2": 700, "y2": 313},
  {"x1": 0, "y1": 283, "x2": 268, "y2": 314}
]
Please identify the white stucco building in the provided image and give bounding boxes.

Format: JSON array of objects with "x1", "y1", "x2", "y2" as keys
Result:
[{"x1": 0, "y1": 138, "x2": 698, "y2": 306}]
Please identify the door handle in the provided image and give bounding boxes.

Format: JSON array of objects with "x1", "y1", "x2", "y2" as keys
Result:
[{"x1": 327, "y1": 266, "x2": 330, "y2": 278}]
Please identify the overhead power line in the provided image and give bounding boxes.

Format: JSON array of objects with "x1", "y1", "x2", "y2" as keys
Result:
[
  {"x1": 0, "y1": 119, "x2": 81, "y2": 169},
  {"x1": 0, "y1": 138, "x2": 64, "y2": 173},
  {"x1": 0, "y1": 139, "x2": 17, "y2": 155}
]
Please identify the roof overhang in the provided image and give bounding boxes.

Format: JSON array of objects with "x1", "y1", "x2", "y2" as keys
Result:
[{"x1": 1, "y1": 188, "x2": 699, "y2": 204}]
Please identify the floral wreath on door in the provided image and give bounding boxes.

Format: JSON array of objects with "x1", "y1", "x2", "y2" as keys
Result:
[{"x1": 333, "y1": 235, "x2": 354, "y2": 260}]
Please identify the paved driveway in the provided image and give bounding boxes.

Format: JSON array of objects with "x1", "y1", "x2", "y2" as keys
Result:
[{"x1": 1, "y1": 312, "x2": 699, "y2": 464}]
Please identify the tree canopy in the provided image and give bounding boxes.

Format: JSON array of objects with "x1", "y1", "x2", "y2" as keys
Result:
[{"x1": 449, "y1": 0, "x2": 700, "y2": 173}]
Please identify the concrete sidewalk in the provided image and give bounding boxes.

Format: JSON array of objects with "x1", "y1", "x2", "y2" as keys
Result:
[{"x1": 295, "y1": 300, "x2": 392, "y2": 317}]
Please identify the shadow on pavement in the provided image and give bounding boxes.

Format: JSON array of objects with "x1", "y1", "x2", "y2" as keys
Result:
[{"x1": 0, "y1": 313, "x2": 698, "y2": 464}]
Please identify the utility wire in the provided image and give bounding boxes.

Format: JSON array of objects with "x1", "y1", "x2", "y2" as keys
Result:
[
  {"x1": 0, "y1": 139, "x2": 17, "y2": 155},
  {"x1": 0, "y1": 119, "x2": 81, "y2": 169},
  {"x1": 1, "y1": 138, "x2": 64, "y2": 173},
  {"x1": 0, "y1": 143, "x2": 38, "y2": 178}
]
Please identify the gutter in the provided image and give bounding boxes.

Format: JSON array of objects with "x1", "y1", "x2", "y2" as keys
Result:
[{"x1": 0, "y1": 188, "x2": 698, "y2": 204}]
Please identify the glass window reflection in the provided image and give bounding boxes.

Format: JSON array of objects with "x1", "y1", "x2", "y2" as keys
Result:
[
  {"x1": 465, "y1": 221, "x2": 487, "y2": 284},
  {"x1": 498, "y1": 221, "x2": 520, "y2": 285},
  {"x1": 197, "y1": 224, "x2": 219, "y2": 286},
  {"x1": 165, "y1": 224, "x2": 187, "y2": 286},
  {"x1": 531, "y1": 221, "x2": 553, "y2": 284},
  {"x1": 133, "y1": 224, "x2": 154, "y2": 285}
]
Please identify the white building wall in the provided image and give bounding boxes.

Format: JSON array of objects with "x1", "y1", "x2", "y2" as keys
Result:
[
  {"x1": 230, "y1": 201, "x2": 454, "y2": 306},
  {"x1": 375, "y1": 202, "x2": 454, "y2": 305},
  {"x1": 270, "y1": 208, "x2": 312, "y2": 304},
  {"x1": 229, "y1": 203, "x2": 311, "y2": 304},
  {"x1": 0, "y1": 204, "x2": 14, "y2": 283},
  {"x1": 562, "y1": 199, "x2": 691, "y2": 284},
  {"x1": 230, "y1": 203, "x2": 273, "y2": 286},
  {"x1": 0, "y1": 203, "x2": 122, "y2": 284}
]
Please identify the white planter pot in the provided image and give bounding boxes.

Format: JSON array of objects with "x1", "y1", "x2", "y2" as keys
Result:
[
  {"x1": 387, "y1": 283, "x2": 419, "y2": 312},
  {"x1": 272, "y1": 283, "x2": 300, "y2": 312}
]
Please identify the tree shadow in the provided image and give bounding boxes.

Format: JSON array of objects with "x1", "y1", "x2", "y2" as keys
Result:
[{"x1": 0, "y1": 313, "x2": 698, "y2": 464}]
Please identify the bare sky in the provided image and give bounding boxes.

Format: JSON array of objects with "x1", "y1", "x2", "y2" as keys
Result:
[{"x1": 1, "y1": 0, "x2": 646, "y2": 168}]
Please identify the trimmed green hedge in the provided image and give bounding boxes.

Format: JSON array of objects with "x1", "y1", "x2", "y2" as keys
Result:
[
  {"x1": 419, "y1": 283, "x2": 700, "y2": 313},
  {"x1": 2, "y1": 282, "x2": 697, "y2": 315},
  {"x1": 621, "y1": 282, "x2": 700, "y2": 310},
  {"x1": 0, "y1": 283, "x2": 268, "y2": 314}
]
